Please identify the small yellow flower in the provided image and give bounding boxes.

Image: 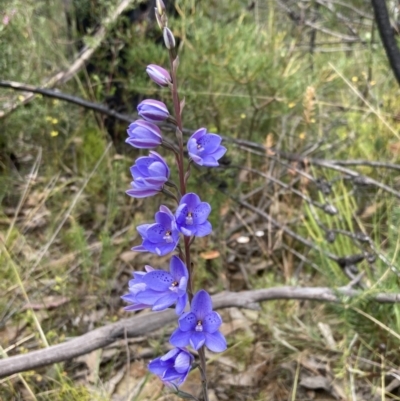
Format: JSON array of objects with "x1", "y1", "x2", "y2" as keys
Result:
[
  {"x1": 53, "y1": 99, "x2": 59, "y2": 105},
  {"x1": 288, "y1": 102, "x2": 296, "y2": 108},
  {"x1": 18, "y1": 95, "x2": 24, "y2": 102},
  {"x1": 240, "y1": 113, "x2": 246, "y2": 119},
  {"x1": 45, "y1": 116, "x2": 53, "y2": 122},
  {"x1": 351, "y1": 76, "x2": 358, "y2": 82},
  {"x1": 370, "y1": 80, "x2": 376, "y2": 86},
  {"x1": 51, "y1": 118, "x2": 58, "y2": 124},
  {"x1": 50, "y1": 131, "x2": 59, "y2": 137},
  {"x1": 310, "y1": 118, "x2": 316, "y2": 123},
  {"x1": 299, "y1": 132, "x2": 306, "y2": 139}
]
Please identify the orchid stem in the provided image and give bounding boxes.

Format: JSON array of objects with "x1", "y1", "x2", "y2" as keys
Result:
[
  {"x1": 198, "y1": 347, "x2": 209, "y2": 401},
  {"x1": 168, "y1": 44, "x2": 209, "y2": 400}
]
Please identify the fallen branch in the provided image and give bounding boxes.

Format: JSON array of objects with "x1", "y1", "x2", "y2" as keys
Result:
[
  {"x1": 1, "y1": 286, "x2": 400, "y2": 378},
  {"x1": 0, "y1": 80, "x2": 134, "y2": 123}
]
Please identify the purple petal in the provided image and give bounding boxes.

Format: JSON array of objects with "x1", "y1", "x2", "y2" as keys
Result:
[
  {"x1": 131, "y1": 244, "x2": 148, "y2": 252},
  {"x1": 204, "y1": 331, "x2": 227, "y2": 352},
  {"x1": 177, "y1": 277, "x2": 188, "y2": 295},
  {"x1": 178, "y1": 312, "x2": 197, "y2": 331},
  {"x1": 194, "y1": 221, "x2": 212, "y2": 237},
  {"x1": 192, "y1": 202, "x2": 211, "y2": 225},
  {"x1": 128, "y1": 120, "x2": 161, "y2": 136},
  {"x1": 155, "y1": 211, "x2": 173, "y2": 228},
  {"x1": 124, "y1": 303, "x2": 149, "y2": 311},
  {"x1": 210, "y1": 145, "x2": 227, "y2": 160},
  {"x1": 191, "y1": 128, "x2": 207, "y2": 141},
  {"x1": 163, "y1": 368, "x2": 186, "y2": 384},
  {"x1": 180, "y1": 193, "x2": 200, "y2": 209},
  {"x1": 136, "y1": 289, "x2": 164, "y2": 304},
  {"x1": 148, "y1": 357, "x2": 167, "y2": 375},
  {"x1": 190, "y1": 332, "x2": 206, "y2": 350},
  {"x1": 121, "y1": 293, "x2": 138, "y2": 303},
  {"x1": 159, "y1": 205, "x2": 173, "y2": 216},
  {"x1": 146, "y1": 64, "x2": 171, "y2": 87},
  {"x1": 170, "y1": 328, "x2": 192, "y2": 347},
  {"x1": 189, "y1": 152, "x2": 204, "y2": 165},
  {"x1": 187, "y1": 138, "x2": 200, "y2": 155},
  {"x1": 178, "y1": 225, "x2": 194, "y2": 236},
  {"x1": 176, "y1": 293, "x2": 188, "y2": 315},
  {"x1": 203, "y1": 312, "x2": 222, "y2": 333},
  {"x1": 134, "y1": 176, "x2": 165, "y2": 187},
  {"x1": 152, "y1": 292, "x2": 177, "y2": 311},
  {"x1": 198, "y1": 133, "x2": 222, "y2": 153},
  {"x1": 148, "y1": 161, "x2": 168, "y2": 177},
  {"x1": 161, "y1": 348, "x2": 180, "y2": 361},
  {"x1": 175, "y1": 203, "x2": 189, "y2": 225},
  {"x1": 191, "y1": 290, "x2": 213, "y2": 320},
  {"x1": 199, "y1": 156, "x2": 219, "y2": 167},
  {"x1": 174, "y1": 350, "x2": 192, "y2": 373},
  {"x1": 134, "y1": 156, "x2": 154, "y2": 173},
  {"x1": 125, "y1": 137, "x2": 159, "y2": 149},
  {"x1": 142, "y1": 270, "x2": 174, "y2": 291},
  {"x1": 169, "y1": 256, "x2": 188, "y2": 281},
  {"x1": 146, "y1": 223, "x2": 167, "y2": 242},
  {"x1": 126, "y1": 188, "x2": 159, "y2": 198},
  {"x1": 154, "y1": 241, "x2": 178, "y2": 256},
  {"x1": 136, "y1": 224, "x2": 150, "y2": 237}
]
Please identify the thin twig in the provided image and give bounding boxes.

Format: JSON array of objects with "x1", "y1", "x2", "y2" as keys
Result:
[{"x1": 0, "y1": 80, "x2": 134, "y2": 123}]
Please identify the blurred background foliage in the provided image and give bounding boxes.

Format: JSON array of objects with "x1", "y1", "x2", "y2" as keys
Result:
[{"x1": 1, "y1": 0, "x2": 400, "y2": 399}]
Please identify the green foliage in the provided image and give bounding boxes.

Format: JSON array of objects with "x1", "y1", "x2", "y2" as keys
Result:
[{"x1": 2, "y1": 0, "x2": 400, "y2": 399}]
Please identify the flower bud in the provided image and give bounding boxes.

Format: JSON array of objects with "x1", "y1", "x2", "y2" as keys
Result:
[
  {"x1": 137, "y1": 99, "x2": 170, "y2": 124},
  {"x1": 146, "y1": 64, "x2": 172, "y2": 87},
  {"x1": 155, "y1": 8, "x2": 164, "y2": 29},
  {"x1": 126, "y1": 120, "x2": 162, "y2": 149},
  {"x1": 163, "y1": 27, "x2": 176, "y2": 50},
  {"x1": 156, "y1": 0, "x2": 166, "y2": 16}
]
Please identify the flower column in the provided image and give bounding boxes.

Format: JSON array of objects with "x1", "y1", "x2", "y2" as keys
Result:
[{"x1": 122, "y1": 1, "x2": 227, "y2": 398}]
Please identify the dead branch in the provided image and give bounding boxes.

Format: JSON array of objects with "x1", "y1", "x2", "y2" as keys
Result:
[
  {"x1": 371, "y1": 0, "x2": 400, "y2": 86},
  {"x1": 1, "y1": 287, "x2": 400, "y2": 379},
  {"x1": 0, "y1": 80, "x2": 134, "y2": 123},
  {"x1": 0, "y1": 0, "x2": 139, "y2": 119}
]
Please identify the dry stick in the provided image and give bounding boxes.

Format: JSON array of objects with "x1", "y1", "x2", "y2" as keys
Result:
[
  {"x1": 0, "y1": 80, "x2": 134, "y2": 124},
  {"x1": 0, "y1": 0, "x2": 139, "y2": 119},
  {"x1": 1, "y1": 287, "x2": 400, "y2": 379}
]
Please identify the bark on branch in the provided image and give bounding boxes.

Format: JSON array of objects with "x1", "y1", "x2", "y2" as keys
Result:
[
  {"x1": 371, "y1": 0, "x2": 400, "y2": 85},
  {"x1": 1, "y1": 286, "x2": 399, "y2": 378}
]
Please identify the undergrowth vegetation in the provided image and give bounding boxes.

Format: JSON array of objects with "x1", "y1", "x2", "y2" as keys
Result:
[{"x1": 1, "y1": 0, "x2": 400, "y2": 399}]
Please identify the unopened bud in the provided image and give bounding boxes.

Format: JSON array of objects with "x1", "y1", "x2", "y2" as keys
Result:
[
  {"x1": 146, "y1": 64, "x2": 172, "y2": 87},
  {"x1": 155, "y1": 8, "x2": 163, "y2": 29},
  {"x1": 163, "y1": 27, "x2": 176, "y2": 49},
  {"x1": 156, "y1": 0, "x2": 166, "y2": 15}
]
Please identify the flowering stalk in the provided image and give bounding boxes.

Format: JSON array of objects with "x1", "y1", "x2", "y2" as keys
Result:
[{"x1": 122, "y1": 1, "x2": 227, "y2": 398}]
